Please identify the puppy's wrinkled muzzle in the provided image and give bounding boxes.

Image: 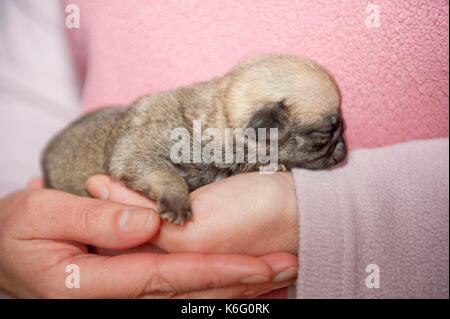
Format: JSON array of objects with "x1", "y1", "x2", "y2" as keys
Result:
[{"x1": 298, "y1": 133, "x2": 347, "y2": 170}]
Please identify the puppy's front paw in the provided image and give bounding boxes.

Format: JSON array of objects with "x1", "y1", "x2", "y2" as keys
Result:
[{"x1": 157, "y1": 192, "x2": 192, "y2": 225}]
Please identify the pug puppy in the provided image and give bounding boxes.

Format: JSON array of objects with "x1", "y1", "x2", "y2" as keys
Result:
[{"x1": 42, "y1": 54, "x2": 346, "y2": 224}]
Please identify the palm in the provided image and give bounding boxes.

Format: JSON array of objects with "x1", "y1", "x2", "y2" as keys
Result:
[{"x1": 152, "y1": 171, "x2": 299, "y2": 256}]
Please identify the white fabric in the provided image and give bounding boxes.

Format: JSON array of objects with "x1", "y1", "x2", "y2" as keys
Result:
[
  {"x1": 0, "y1": 0, "x2": 79, "y2": 298},
  {"x1": 0, "y1": 0, "x2": 80, "y2": 198}
]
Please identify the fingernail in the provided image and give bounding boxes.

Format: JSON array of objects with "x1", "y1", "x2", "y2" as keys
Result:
[
  {"x1": 86, "y1": 178, "x2": 109, "y2": 199},
  {"x1": 119, "y1": 209, "x2": 153, "y2": 233},
  {"x1": 273, "y1": 267, "x2": 298, "y2": 283},
  {"x1": 240, "y1": 275, "x2": 270, "y2": 284}
]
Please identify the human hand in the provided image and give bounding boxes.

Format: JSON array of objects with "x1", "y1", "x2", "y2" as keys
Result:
[
  {"x1": 0, "y1": 186, "x2": 296, "y2": 298},
  {"x1": 87, "y1": 172, "x2": 299, "y2": 257}
]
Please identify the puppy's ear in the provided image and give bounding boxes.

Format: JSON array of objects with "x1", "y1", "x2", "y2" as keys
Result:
[{"x1": 246, "y1": 100, "x2": 290, "y2": 140}]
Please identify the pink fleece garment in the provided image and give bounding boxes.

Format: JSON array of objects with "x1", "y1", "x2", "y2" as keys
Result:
[
  {"x1": 61, "y1": 0, "x2": 450, "y2": 298},
  {"x1": 65, "y1": 0, "x2": 449, "y2": 151},
  {"x1": 293, "y1": 138, "x2": 449, "y2": 298}
]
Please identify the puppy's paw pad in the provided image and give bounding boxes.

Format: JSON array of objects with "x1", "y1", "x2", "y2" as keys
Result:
[{"x1": 157, "y1": 193, "x2": 192, "y2": 225}]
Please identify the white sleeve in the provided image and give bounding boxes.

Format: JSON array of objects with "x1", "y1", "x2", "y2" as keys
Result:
[{"x1": 0, "y1": 0, "x2": 80, "y2": 197}]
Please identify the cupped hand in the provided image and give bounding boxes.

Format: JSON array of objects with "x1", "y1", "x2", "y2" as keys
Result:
[
  {"x1": 87, "y1": 172, "x2": 299, "y2": 257},
  {"x1": 0, "y1": 185, "x2": 297, "y2": 298}
]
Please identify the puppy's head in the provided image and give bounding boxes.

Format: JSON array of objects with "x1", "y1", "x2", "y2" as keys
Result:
[{"x1": 223, "y1": 54, "x2": 346, "y2": 169}]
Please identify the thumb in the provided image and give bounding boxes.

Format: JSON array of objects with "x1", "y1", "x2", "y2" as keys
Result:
[{"x1": 15, "y1": 189, "x2": 161, "y2": 250}]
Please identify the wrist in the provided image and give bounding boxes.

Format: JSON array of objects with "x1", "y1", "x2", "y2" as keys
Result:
[{"x1": 275, "y1": 172, "x2": 299, "y2": 255}]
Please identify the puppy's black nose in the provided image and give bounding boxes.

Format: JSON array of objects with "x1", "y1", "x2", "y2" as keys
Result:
[{"x1": 332, "y1": 137, "x2": 347, "y2": 163}]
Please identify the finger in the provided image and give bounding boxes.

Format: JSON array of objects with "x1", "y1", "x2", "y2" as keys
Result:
[
  {"x1": 148, "y1": 253, "x2": 273, "y2": 296},
  {"x1": 93, "y1": 251, "x2": 297, "y2": 298},
  {"x1": 258, "y1": 252, "x2": 298, "y2": 283},
  {"x1": 93, "y1": 250, "x2": 298, "y2": 291},
  {"x1": 174, "y1": 279, "x2": 295, "y2": 299},
  {"x1": 174, "y1": 252, "x2": 298, "y2": 299},
  {"x1": 27, "y1": 178, "x2": 44, "y2": 189},
  {"x1": 96, "y1": 243, "x2": 167, "y2": 255},
  {"x1": 256, "y1": 287, "x2": 289, "y2": 299},
  {"x1": 86, "y1": 174, "x2": 156, "y2": 209},
  {"x1": 15, "y1": 189, "x2": 161, "y2": 250},
  {"x1": 49, "y1": 252, "x2": 273, "y2": 298}
]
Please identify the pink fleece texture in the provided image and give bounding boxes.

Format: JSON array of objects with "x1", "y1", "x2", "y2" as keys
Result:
[{"x1": 65, "y1": 0, "x2": 449, "y2": 152}]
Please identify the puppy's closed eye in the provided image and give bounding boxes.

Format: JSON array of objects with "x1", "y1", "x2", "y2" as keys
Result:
[
  {"x1": 307, "y1": 115, "x2": 340, "y2": 139},
  {"x1": 309, "y1": 127, "x2": 333, "y2": 139},
  {"x1": 246, "y1": 100, "x2": 290, "y2": 140}
]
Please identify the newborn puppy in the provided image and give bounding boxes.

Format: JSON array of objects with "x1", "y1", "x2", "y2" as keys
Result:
[{"x1": 42, "y1": 54, "x2": 346, "y2": 224}]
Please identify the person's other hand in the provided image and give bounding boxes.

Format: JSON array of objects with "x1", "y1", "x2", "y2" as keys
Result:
[
  {"x1": 0, "y1": 187, "x2": 296, "y2": 298},
  {"x1": 87, "y1": 172, "x2": 299, "y2": 257}
]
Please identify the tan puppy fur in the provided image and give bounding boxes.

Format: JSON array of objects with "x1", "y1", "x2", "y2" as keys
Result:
[{"x1": 42, "y1": 54, "x2": 346, "y2": 224}]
